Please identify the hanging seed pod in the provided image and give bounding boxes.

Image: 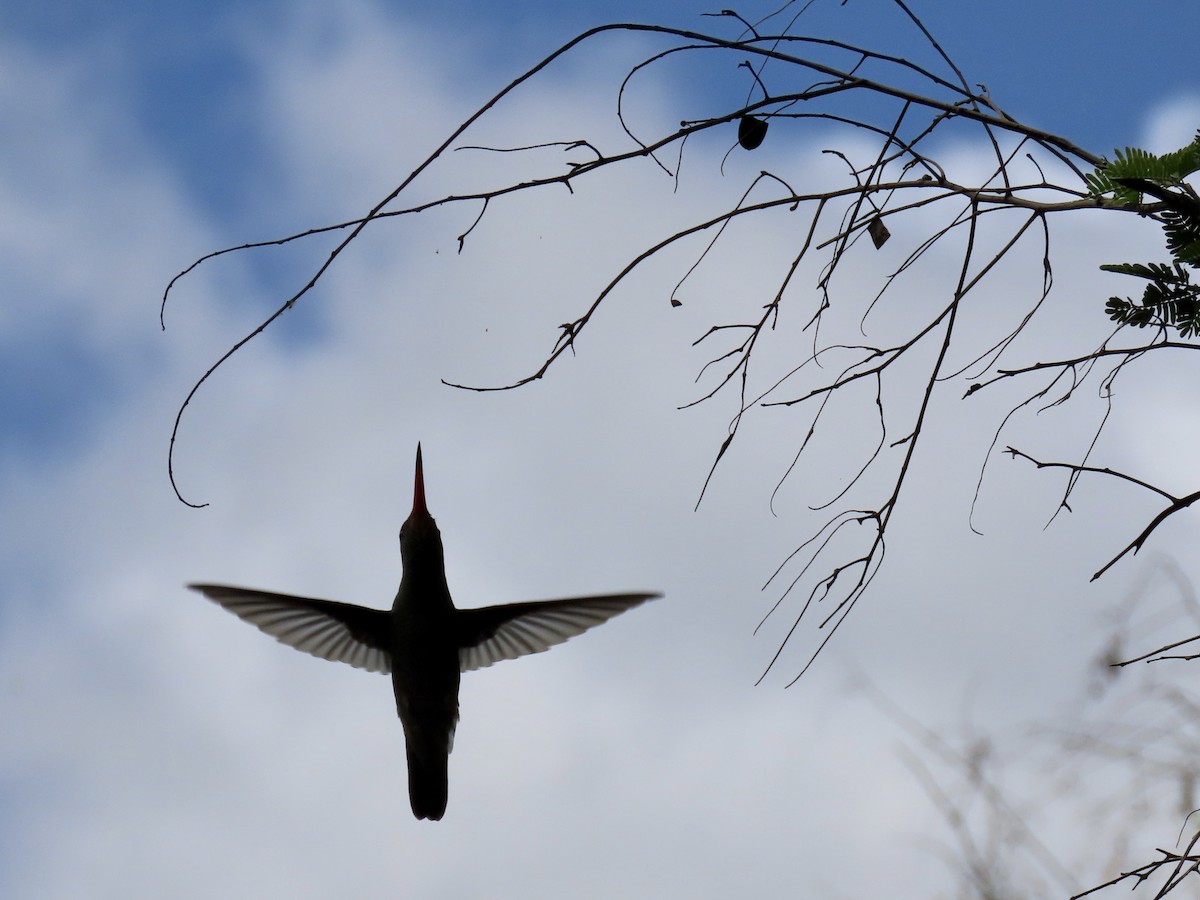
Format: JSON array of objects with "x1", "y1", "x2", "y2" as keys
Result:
[
  {"x1": 738, "y1": 115, "x2": 768, "y2": 150},
  {"x1": 867, "y1": 216, "x2": 891, "y2": 249}
]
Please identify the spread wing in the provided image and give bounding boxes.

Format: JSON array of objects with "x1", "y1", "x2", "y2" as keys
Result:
[
  {"x1": 189, "y1": 584, "x2": 393, "y2": 674},
  {"x1": 455, "y1": 593, "x2": 659, "y2": 672}
]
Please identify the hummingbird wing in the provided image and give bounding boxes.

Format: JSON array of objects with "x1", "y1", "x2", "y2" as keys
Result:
[
  {"x1": 455, "y1": 593, "x2": 659, "y2": 672},
  {"x1": 189, "y1": 584, "x2": 392, "y2": 674}
]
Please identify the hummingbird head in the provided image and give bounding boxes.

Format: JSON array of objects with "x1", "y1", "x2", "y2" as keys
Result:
[{"x1": 399, "y1": 443, "x2": 444, "y2": 569}]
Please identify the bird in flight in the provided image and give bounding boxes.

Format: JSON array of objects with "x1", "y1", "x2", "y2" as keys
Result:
[{"x1": 191, "y1": 445, "x2": 659, "y2": 821}]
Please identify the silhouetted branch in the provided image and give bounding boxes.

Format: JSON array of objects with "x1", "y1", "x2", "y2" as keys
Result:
[
  {"x1": 1006, "y1": 447, "x2": 1200, "y2": 581},
  {"x1": 1071, "y1": 837, "x2": 1200, "y2": 899}
]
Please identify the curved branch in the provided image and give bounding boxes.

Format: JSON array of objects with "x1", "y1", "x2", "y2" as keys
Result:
[{"x1": 1005, "y1": 446, "x2": 1200, "y2": 581}]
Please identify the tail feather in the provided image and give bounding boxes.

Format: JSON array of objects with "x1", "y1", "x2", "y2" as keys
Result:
[
  {"x1": 406, "y1": 742, "x2": 449, "y2": 821},
  {"x1": 392, "y1": 657, "x2": 460, "y2": 821}
]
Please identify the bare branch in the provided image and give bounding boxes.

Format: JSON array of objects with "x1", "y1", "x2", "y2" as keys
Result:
[{"x1": 1005, "y1": 447, "x2": 1200, "y2": 581}]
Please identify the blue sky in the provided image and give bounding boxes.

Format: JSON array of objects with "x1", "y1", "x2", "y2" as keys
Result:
[{"x1": 2, "y1": 1, "x2": 1200, "y2": 897}]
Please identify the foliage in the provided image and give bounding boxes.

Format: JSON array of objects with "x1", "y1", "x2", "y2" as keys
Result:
[{"x1": 1088, "y1": 133, "x2": 1200, "y2": 336}]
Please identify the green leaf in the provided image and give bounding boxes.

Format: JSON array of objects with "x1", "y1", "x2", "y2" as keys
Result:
[
  {"x1": 1095, "y1": 132, "x2": 1200, "y2": 336},
  {"x1": 1086, "y1": 133, "x2": 1200, "y2": 203},
  {"x1": 1100, "y1": 261, "x2": 1189, "y2": 283}
]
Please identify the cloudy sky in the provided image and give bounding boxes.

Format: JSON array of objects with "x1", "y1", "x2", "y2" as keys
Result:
[{"x1": 3, "y1": 1, "x2": 1200, "y2": 897}]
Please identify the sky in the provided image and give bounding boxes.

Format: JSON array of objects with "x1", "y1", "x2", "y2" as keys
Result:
[{"x1": 2, "y1": 1, "x2": 1200, "y2": 897}]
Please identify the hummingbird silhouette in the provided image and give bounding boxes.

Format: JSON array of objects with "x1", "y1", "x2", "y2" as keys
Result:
[{"x1": 191, "y1": 445, "x2": 658, "y2": 821}]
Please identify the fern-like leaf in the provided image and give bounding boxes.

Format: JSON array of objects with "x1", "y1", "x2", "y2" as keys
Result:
[
  {"x1": 1100, "y1": 261, "x2": 1191, "y2": 283},
  {"x1": 1086, "y1": 134, "x2": 1200, "y2": 204},
  {"x1": 1163, "y1": 207, "x2": 1200, "y2": 265},
  {"x1": 1095, "y1": 132, "x2": 1200, "y2": 337},
  {"x1": 1105, "y1": 263, "x2": 1200, "y2": 337}
]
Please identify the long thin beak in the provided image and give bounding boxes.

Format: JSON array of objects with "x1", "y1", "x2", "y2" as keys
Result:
[{"x1": 412, "y1": 443, "x2": 428, "y2": 516}]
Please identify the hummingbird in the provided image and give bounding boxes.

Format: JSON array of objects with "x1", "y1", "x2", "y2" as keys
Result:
[{"x1": 190, "y1": 445, "x2": 658, "y2": 821}]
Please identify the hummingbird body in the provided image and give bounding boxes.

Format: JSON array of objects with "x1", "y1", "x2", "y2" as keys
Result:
[
  {"x1": 391, "y1": 594, "x2": 458, "y2": 820},
  {"x1": 191, "y1": 445, "x2": 658, "y2": 821},
  {"x1": 391, "y1": 482, "x2": 458, "y2": 821}
]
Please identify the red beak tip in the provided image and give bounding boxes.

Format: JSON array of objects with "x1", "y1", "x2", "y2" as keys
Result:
[{"x1": 412, "y1": 443, "x2": 428, "y2": 515}]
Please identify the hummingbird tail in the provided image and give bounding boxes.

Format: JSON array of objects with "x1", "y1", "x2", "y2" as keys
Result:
[
  {"x1": 406, "y1": 745, "x2": 449, "y2": 821},
  {"x1": 395, "y1": 675, "x2": 458, "y2": 821}
]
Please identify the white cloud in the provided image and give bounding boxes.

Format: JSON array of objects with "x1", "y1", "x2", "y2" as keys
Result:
[{"x1": 1141, "y1": 95, "x2": 1200, "y2": 156}]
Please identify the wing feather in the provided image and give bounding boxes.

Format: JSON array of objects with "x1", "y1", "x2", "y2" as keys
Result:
[
  {"x1": 456, "y1": 593, "x2": 659, "y2": 672},
  {"x1": 189, "y1": 584, "x2": 393, "y2": 674}
]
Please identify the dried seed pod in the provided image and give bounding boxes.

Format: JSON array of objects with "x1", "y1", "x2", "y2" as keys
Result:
[
  {"x1": 867, "y1": 216, "x2": 891, "y2": 249},
  {"x1": 738, "y1": 115, "x2": 768, "y2": 150}
]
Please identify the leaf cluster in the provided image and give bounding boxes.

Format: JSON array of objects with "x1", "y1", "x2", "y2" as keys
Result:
[
  {"x1": 1089, "y1": 131, "x2": 1200, "y2": 336},
  {"x1": 1100, "y1": 262, "x2": 1199, "y2": 336},
  {"x1": 1084, "y1": 136, "x2": 1200, "y2": 203}
]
